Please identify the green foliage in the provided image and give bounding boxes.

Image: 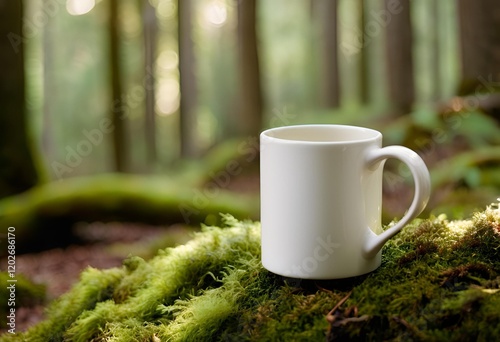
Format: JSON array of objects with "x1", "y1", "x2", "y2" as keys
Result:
[
  {"x1": 2, "y1": 206, "x2": 500, "y2": 341},
  {"x1": 20, "y1": 267, "x2": 125, "y2": 342},
  {"x1": 0, "y1": 273, "x2": 45, "y2": 326},
  {"x1": 0, "y1": 174, "x2": 259, "y2": 251}
]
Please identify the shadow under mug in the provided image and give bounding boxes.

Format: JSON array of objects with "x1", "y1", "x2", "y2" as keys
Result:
[{"x1": 260, "y1": 124, "x2": 431, "y2": 279}]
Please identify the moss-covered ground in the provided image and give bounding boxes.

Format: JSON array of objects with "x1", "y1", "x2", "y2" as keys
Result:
[{"x1": 1, "y1": 204, "x2": 500, "y2": 341}]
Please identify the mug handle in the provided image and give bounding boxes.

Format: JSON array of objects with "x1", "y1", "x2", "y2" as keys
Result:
[{"x1": 363, "y1": 146, "x2": 431, "y2": 259}]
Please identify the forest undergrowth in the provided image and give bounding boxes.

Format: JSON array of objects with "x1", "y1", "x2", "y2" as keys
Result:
[{"x1": 1, "y1": 202, "x2": 499, "y2": 341}]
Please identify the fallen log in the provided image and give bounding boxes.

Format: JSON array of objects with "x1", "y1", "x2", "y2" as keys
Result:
[{"x1": 0, "y1": 174, "x2": 259, "y2": 253}]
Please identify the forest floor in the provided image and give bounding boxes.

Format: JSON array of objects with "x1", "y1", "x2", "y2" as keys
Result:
[
  {"x1": 0, "y1": 171, "x2": 261, "y2": 333},
  {"x1": 0, "y1": 223, "x2": 182, "y2": 332},
  {"x1": 1, "y1": 142, "x2": 497, "y2": 334}
]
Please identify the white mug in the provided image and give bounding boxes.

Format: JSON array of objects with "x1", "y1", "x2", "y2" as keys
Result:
[{"x1": 260, "y1": 124, "x2": 431, "y2": 279}]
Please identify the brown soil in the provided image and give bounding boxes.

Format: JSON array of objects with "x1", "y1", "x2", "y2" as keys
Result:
[{"x1": 0, "y1": 222, "x2": 177, "y2": 333}]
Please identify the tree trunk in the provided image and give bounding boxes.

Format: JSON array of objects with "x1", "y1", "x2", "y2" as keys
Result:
[
  {"x1": 142, "y1": 0, "x2": 157, "y2": 163},
  {"x1": 235, "y1": 0, "x2": 263, "y2": 136},
  {"x1": 384, "y1": 0, "x2": 415, "y2": 115},
  {"x1": 178, "y1": 0, "x2": 199, "y2": 158},
  {"x1": 0, "y1": 0, "x2": 39, "y2": 198},
  {"x1": 315, "y1": 0, "x2": 340, "y2": 108},
  {"x1": 109, "y1": 0, "x2": 127, "y2": 171},
  {"x1": 358, "y1": 0, "x2": 369, "y2": 104},
  {"x1": 42, "y1": 0, "x2": 56, "y2": 165},
  {"x1": 457, "y1": 0, "x2": 500, "y2": 96},
  {"x1": 430, "y1": 0, "x2": 441, "y2": 102}
]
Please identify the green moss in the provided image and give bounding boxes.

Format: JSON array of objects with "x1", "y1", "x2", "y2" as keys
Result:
[
  {"x1": 0, "y1": 273, "x2": 45, "y2": 327},
  {"x1": 0, "y1": 174, "x2": 259, "y2": 252},
  {"x1": 18, "y1": 267, "x2": 125, "y2": 342},
  {"x1": 2, "y1": 205, "x2": 500, "y2": 341}
]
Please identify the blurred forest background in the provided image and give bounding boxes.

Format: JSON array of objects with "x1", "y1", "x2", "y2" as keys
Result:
[
  {"x1": 1, "y1": 0, "x2": 500, "y2": 242},
  {"x1": 1, "y1": 0, "x2": 500, "y2": 329}
]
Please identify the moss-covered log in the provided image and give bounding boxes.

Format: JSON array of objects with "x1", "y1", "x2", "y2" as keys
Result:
[
  {"x1": 2, "y1": 204, "x2": 500, "y2": 341},
  {"x1": 0, "y1": 174, "x2": 259, "y2": 253},
  {"x1": 431, "y1": 146, "x2": 500, "y2": 189}
]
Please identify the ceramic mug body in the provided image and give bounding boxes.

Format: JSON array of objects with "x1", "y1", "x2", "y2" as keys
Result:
[{"x1": 260, "y1": 125, "x2": 431, "y2": 279}]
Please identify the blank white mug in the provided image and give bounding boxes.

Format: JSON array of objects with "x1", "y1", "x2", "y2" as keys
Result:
[{"x1": 260, "y1": 124, "x2": 431, "y2": 279}]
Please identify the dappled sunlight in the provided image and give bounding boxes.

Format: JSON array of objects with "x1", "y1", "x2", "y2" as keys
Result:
[
  {"x1": 202, "y1": 0, "x2": 228, "y2": 27},
  {"x1": 445, "y1": 218, "x2": 472, "y2": 237},
  {"x1": 157, "y1": 50, "x2": 179, "y2": 71},
  {"x1": 155, "y1": 0, "x2": 176, "y2": 19},
  {"x1": 66, "y1": 0, "x2": 95, "y2": 16},
  {"x1": 156, "y1": 78, "x2": 180, "y2": 116}
]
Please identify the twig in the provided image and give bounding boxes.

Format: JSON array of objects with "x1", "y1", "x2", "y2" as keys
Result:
[
  {"x1": 326, "y1": 290, "x2": 352, "y2": 324},
  {"x1": 331, "y1": 315, "x2": 370, "y2": 327},
  {"x1": 392, "y1": 316, "x2": 428, "y2": 340}
]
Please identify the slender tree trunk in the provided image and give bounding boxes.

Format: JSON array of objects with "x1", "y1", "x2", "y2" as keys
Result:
[
  {"x1": 109, "y1": 0, "x2": 127, "y2": 171},
  {"x1": 42, "y1": 0, "x2": 56, "y2": 163},
  {"x1": 358, "y1": 0, "x2": 369, "y2": 104},
  {"x1": 315, "y1": 0, "x2": 340, "y2": 108},
  {"x1": 142, "y1": 0, "x2": 157, "y2": 163},
  {"x1": 430, "y1": 0, "x2": 441, "y2": 102},
  {"x1": 178, "y1": 0, "x2": 199, "y2": 157},
  {"x1": 211, "y1": 23, "x2": 238, "y2": 141},
  {"x1": 0, "y1": 0, "x2": 39, "y2": 197},
  {"x1": 457, "y1": 0, "x2": 500, "y2": 96},
  {"x1": 236, "y1": 0, "x2": 263, "y2": 136},
  {"x1": 384, "y1": 0, "x2": 415, "y2": 115}
]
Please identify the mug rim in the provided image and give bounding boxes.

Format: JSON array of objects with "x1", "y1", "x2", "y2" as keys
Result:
[{"x1": 261, "y1": 124, "x2": 382, "y2": 145}]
